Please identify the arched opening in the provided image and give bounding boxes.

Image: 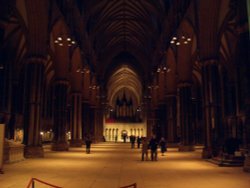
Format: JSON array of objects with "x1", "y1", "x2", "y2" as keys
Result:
[{"x1": 103, "y1": 64, "x2": 146, "y2": 142}]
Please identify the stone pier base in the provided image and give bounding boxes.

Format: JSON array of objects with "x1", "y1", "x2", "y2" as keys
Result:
[
  {"x1": 24, "y1": 145, "x2": 44, "y2": 158},
  {"x1": 70, "y1": 139, "x2": 83, "y2": 147},
  {"x1": 243, "y1": 155, "x2": 250, "y2": 172},
  {"x1": 202, "y1": 147, "x2": 213, "y2": 159},
  {"x1": 179, "y1": 145, "x2": 195, "y2": 152},
  {"x1": 52, "y1": 141, "x2": 69, "y2": 151},
  {"x1": 4, "y1": 139, "x2": 25, "y2": 163}
]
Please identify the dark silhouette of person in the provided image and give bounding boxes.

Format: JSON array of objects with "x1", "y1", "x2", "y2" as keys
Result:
[
  {"x1": 130, "y1": 135, "x2": 136, "y2": 148},
  {"x1": 137, "y1": 136, "x2": 141, "y2": 148},
  {"x1": 159, "y1": 137, "x2": 167, "y2": 156},
  {"x1": 85, "y1": 135, "x2": 92, "y2": 154},
  {"x1": 122, "y1": 133, "x2": 127, "y2": 143},
  {"x1": 141, "y1": 137, "x2": 148, "y2": 161},
  {"x1": 149, "y1": 135, "x2": 158, "y2": 161}
]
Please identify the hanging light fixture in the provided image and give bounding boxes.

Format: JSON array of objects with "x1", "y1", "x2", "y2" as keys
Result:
[
  {"x1": 170, "y1": 35, "x2": 192, "y2": 46},
  {"x1": 54, "y1": 35, "x2": 76, "y2": 47}
]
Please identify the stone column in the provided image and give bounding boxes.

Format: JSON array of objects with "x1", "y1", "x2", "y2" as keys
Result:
[
  {"x1": 166, "y1": 95, "x2": 177, "y2": 143},
  {"x1": 23, "y1": 57, "x2": 45, "y2": 158},
  {"x1": 243, "y1": 100, "x2": 250, "y2": 172},
  {"x1": 89, "y1": 106, "x2": 95, "y2": 139},
  {"x1": 69, "y1": 92, "x2": 82, "y2": 147},
  {"x1": 93, "y1": 106, "x2": 104, "y2": 142},
  {"x1": 178, "y1": 83, "x2": 194, "y2": 151},
  {"x1": 82, "y1": 102, "x2": 91, "y2": 139},
  {"x1": 51, "y1": 80, "x2": 69, "y2": 151},
  {"x1": 201, "y1": 60, "x2": 222, "y2": 158},
  {"x1": 240, "y1": 34, "x2": 250, "y2": 172}
]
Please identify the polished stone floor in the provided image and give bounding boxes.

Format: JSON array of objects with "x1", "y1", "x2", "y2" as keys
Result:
[{"x1": 0, "y1": 142, "x2": 249, "y2": 188}]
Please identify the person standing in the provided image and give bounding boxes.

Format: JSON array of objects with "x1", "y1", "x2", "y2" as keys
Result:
[
  {"x1": 137, "y1": 136, "x2": 141, "y2": 148},
  {"x1": 159, "y1": 137, "x2": 167, "y2": 156},
  {"x1": 130, "y1": 135, "x2": 136, "y2": 148},
  {"x1": 149, "y1": 135, "x2": 158, "y2": 161}
]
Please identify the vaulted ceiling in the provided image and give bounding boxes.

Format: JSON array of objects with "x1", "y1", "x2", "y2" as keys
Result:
[{"x1": 65, "y1": 0, "x2": 191, "y2": 83}]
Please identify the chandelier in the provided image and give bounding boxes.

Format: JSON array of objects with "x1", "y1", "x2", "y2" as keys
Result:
[
  {"x1": 170, "y1": 35, "x2": 191, "y2": 46},
  {"x1": 54, "y1": 36, "x2": 76, "y2": 47}
]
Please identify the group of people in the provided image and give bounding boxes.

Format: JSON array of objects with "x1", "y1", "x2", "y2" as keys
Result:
[
  {"x1": 129, "y1": 135, "x2": 142, "y2": 149},
  {"x1": 141, "y1": 136, "x2": 167, "y2": 161},
  {"x1": 84, "y1": 134, "x2": 167, "y2": 160}
]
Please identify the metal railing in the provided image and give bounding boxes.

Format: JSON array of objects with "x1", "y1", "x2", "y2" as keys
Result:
[
  {"x1": 120, "y1": 183, "x2": 137, "y2": 188},
  {"x1": 26, "y1": 178, "x2": 62, "y2": 188}
]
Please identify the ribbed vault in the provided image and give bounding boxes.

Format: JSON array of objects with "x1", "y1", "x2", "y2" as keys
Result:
[{"x1": 107, "y1": 65, "x2": 142, "y2": 108}]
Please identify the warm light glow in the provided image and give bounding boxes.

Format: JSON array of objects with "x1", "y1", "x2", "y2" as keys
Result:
[
  {"x1": 172, "y1": 37, "x2": 177, "y2": 40},
  {"x1": 176, "y1": 42, "x2": 180, "y2": 46},
  {"x1": 57, "y1": 37, "x2": 62, "y2": 41},
  {"x1": 59, "y1": 43, "x2": 63, "y2": 46},
  {"x1": 157, "y1": 68, "x2": 161, "y2": 72},
  {"x1": 170, "y1": 40, "x2": 175, "y2": 44},
  {"x1": 184, "y1": 41, "x2": 188, "y2": 44},
  {"x1": 54, "y1": 40, "x2": 59, "y2": 43},
  {"x1": 40, "y1": 132, "x2": 44, "y2": 135},
  {"x1": 187, "y1": 38, "x2": 191, "y2": 41},
  {"x1": 71, "y1": 41, "x2": 76, "y2": 44},
  {"x1": 67, "y1": 37, "x2": 71, "y2": 41}
]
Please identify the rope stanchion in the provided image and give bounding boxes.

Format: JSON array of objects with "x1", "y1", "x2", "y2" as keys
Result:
[
  {"x1": 119, "y1": 183, "x2": 137, "y2": 188},
  {"x1": 26, "y1": 178, "x2": 62, "y2": 188}
]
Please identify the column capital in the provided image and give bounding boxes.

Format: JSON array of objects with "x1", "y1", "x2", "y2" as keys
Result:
[
  {"x1": 71, "y1": 91, "x2": 82, "y2": 96},
  {"x1": 236, "y1": 23, "x2": 249, "y2": 34},
  {"x1": 177, "y1": 82, "x2": 192, "y2": 88},
  {"x1": 200, "y1": 59, "x2": 219, "y2": 66},
  {"x1": 165, "y1": 94, "x2": 177, "y2": 98},
  {"x1": 53, "y1": 79, "x2": 69, "y2": 86},
  {"x1": 24, "y1": 56, "x2": 47, "y2": 65}
]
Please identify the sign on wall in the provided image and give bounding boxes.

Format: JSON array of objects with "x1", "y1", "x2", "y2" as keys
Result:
[{"x1": 0, "y1": 124, "x2": 5, "y2": 174}]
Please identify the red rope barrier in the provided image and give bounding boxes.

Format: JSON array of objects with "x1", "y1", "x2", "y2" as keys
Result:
[
  {"x1": 26, "y1": 178, "x2": 62, "y2": 188},
  {"x1": 26, "y1": 178, "x2": 33, "y2": 188},
  {"x1": 120, "y1": 183, "x2": 137, "y2": 188}
]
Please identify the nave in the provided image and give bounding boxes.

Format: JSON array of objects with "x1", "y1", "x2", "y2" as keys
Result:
[{"x1": 0, "y1": 142, "x2": 249, "y2": 188}]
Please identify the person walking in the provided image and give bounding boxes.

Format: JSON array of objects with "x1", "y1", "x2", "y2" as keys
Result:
[
  {"x1": 85, "y1": 135, "x2": 92, "y2": 154},
  {"x1": 159, "y1": 137, "x2": 167, "y2": 156}
]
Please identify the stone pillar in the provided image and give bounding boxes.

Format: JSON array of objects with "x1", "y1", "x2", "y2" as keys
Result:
[
  {"x1": 166, "y1": 95, "x2": 177, "y2": 143},
  {"x1": 51, "y1": 80, "x2": 69, "y2": 151},
  {"x1": 94, "y1": 107, "x2": 104, "y2": 142},
  {"x1": 178, "y1": 83, "x2": 194, "y2": 151},
  {"x1": 69, "y1": 92, "x2": 82, "y2": 147},
  {"x1": 201, "y1": 60, "x2": 222, "y2": 158},
  {"x1": 82, "y1": 102, "x2": 91, "y2": 139},
  {"x1": 23, "y1": 57, "x2": 45, "y2": 158},
  {"x1": 89, "y1": 106, "x2": 95, "y2": 138},
  {"x1": 243, "y1": 99, "x2": 250, "y2": 172}
]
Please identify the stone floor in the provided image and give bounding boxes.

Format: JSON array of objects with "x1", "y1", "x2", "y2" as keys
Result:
[{"x1": 0, "y1": 142, "x2": 249, "y2": 188}]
